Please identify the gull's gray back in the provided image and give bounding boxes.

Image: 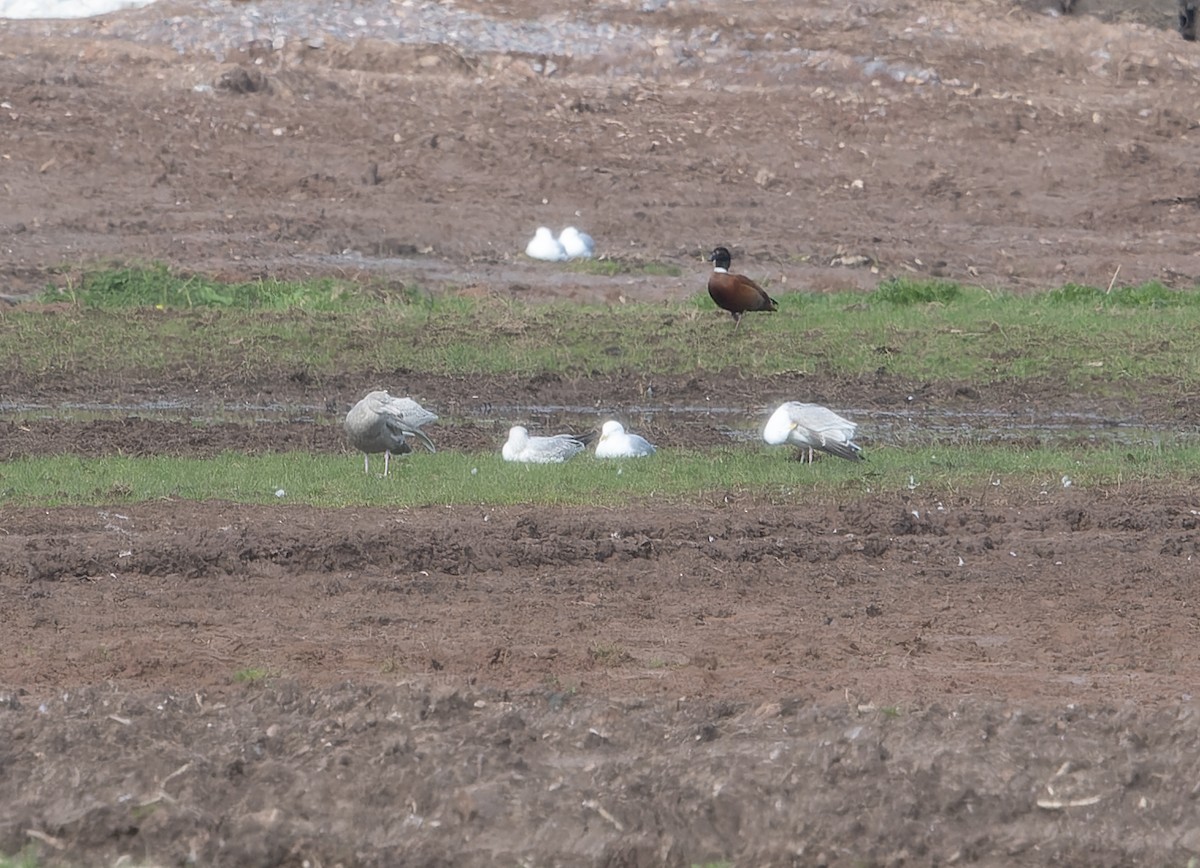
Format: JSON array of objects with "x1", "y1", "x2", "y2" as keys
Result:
[
  {"x1": 526, "y1": 433, "x2": 587, "y2": 463},
  {"x1": 345, "y1": 390, "x2": 438, "y2": 454}
]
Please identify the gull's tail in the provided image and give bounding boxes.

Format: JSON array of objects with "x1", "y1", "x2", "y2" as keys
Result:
[
  {"x1": 818, "y1": 440, "x2": 863, "y2": 462},
  {"x1": 572, "y1": 430, "x2": 598, "y2": 447}
]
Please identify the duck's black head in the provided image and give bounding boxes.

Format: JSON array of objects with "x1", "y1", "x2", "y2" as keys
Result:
[{"x1": 707, "y1": 246, "x2": 732, "y2": 269}]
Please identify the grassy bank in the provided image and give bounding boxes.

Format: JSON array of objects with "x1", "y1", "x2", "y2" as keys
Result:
[
  {"x1": 2, "y1": 267, "x2": 1199, "y2": 390},
  {"x1": 4, "y1": 266, "x2": 1199, "y2": 509},
  {"x1": 1, "y1": 441, "x2": 1195, "y2": 508}
]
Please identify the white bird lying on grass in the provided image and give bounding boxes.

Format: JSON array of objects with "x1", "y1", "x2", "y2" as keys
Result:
[
  {"x1": 762, "y1": 401, "x2": 863, "y2": 463},
  {"x1": 525, "y1": 227, "x2": 567, "y2": 261},
  {"x1": 558, "y1": 226, "x2": 595, "y2": 259},
  {"x1": 502, "y1": 425, "x2": 592, "y2": 463},
  {"x1": 594, "y1": 420, "x2": 656, "y2": 458},
  {"x1": 344, "y1": 390, "x2": 438, "y2": 476}
]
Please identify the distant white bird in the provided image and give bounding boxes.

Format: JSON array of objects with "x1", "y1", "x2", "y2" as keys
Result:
[
  {"x1": 558, "y1": 226, "x2": 595, "y2": 259},
  {"x1": 762, "y1": 401, "x2": 863, "y2": 463},
  {"x1": 344, "y1": 390, "x2": 438, "y2": 476},
  {"x1": 595, "y1": 420, "x2": 656, "y2": 458},
  {"x1": 0, "y1": 0, "x2": 159, "y2": 19},
  {"x1": 525, "y1": 226, "x2": 567, "y2": 261},
  {"x1": 502, "y1": 425, "x2": 590, "y2": 463}
]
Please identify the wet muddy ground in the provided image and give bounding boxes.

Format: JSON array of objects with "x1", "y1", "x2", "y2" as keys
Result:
[{"x1": 5, "y1": 0, "x2": 1200, "y2": 865}]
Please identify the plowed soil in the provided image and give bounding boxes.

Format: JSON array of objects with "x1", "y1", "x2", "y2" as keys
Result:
[{"x1": 4, "y1": 1, "x2": 1200, "y2": 866}]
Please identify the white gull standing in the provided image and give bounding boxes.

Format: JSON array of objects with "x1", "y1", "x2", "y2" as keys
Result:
[
  {"x1": 762, "y1": 401, "x2": 863, "y2": 464},
  {"x1": 558, "y1": 226, "x2": 595, "y2": 259},
  {"x1": 525, "y1": 227, "x2": 567, "y2": 261},
  {"x1": 502, "y1": 425, "x2": 590, "y2": 463},
  {"x1": 344, "y1": 390, "x2": 438, "y2": 476},
  {"x1": 594, "y1": 420, "x2": 656, "y2": 458}
]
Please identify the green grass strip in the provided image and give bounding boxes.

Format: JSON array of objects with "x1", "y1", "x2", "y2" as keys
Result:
[
  {"x1": 0, "y1": 850, "x2": 42, "y2": 868},
  {"x1": 7, "y1": 269, "x2": 1200, "y2": 389},
  {"x1": 40, "y1": 265, "x2": 403, "y2": 312},
  {"x1": 2, "y1": 443, "x2": 1196, "y2": 508}
]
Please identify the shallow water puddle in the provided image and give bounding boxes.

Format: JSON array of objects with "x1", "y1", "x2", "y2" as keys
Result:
[{"x1": 0, "y1": 400, "x2": 1188, "y2": 448}]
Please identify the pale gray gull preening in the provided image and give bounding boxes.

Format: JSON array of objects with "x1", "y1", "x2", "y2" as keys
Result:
[
  {"x1": 502, "y1": 425, "x2": 591, "y2": 463},
  {"x1": 594, "y1": 420, "x2": 656, "y2": 458},
  {"x1": 525, "y1": 227, "x2": 567, "y2": 261},
  {"x1": 344, "y1": 390, "x2": 438, "y2": 476},
  {"x1": 558, "y1": 226, "x2": 595, "y2": 259},
  {"x1": 762, "y1": 401, "x2": 863, "y2": 463}
]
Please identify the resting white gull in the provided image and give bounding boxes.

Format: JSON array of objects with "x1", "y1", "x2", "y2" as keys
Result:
[
  {"x1": 344, "y1": 390, "x2": 438, "y2": 476},
  {"x1": 594, "y1": 420, "x2": 655, "y2": 458},
  {"x1": 525, "y1": 227, "x2": 567, "y2": 261},
  {"x1": 502, "y1": 425, "x2": 590, "y2": 463},
  {"x1": 762, "y1": 401, "x2": 863, "y2": 463},
  {"x1": 558, "y1": 226, "x2": 595, "y2": 259}
]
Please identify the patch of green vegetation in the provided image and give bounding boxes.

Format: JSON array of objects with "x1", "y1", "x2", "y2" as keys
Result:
[
  {"x1": 1, "y1": 847, "x2": 166, "y2": 868},
  {"x1": 232, "y1": 666, "x2": 273, "y2": 685},
  {"x1": 0, "y1": 849, "x2": 42, "y2": 868},
  {"x1": 39, "y1": 265, "x2": 403, "y2": 311},
  {"x1": 589, "y1": 643, "x2": 633, "y2": 666},
  {"x1": 565, "y1": 258, "x2": 681, "y2": 277},
  {"x1": 869, "y1": 276, "x2": 963, "y2": 305},
  {"x1": 130, "y1": 802, "x2": 161, "y2": 821},
  {"x1": 2, "y1": 441, "x2": 1198, "y2": 508},
  {"x1": 9, "y1": 267, "x2": 1200, "y2": 391},
  {"x1": 1045, "y1": 281, "x2": 1198, "y2": 308}
]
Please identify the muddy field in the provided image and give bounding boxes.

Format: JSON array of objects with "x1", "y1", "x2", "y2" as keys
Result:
[{"x1": 5, "y1": 0, "x2": 1200, "y2": 865}]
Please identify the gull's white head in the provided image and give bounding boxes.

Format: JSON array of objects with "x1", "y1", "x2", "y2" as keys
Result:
[
  {"x1": 762, "y1": 404, "x2": 797, "y2": 446},
  {"x1": 600, "y1": 420, "x2": 625, "y2": 440},
  {"x1": 501, "y1": 425, "x2": 531, "y2": 461}
]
